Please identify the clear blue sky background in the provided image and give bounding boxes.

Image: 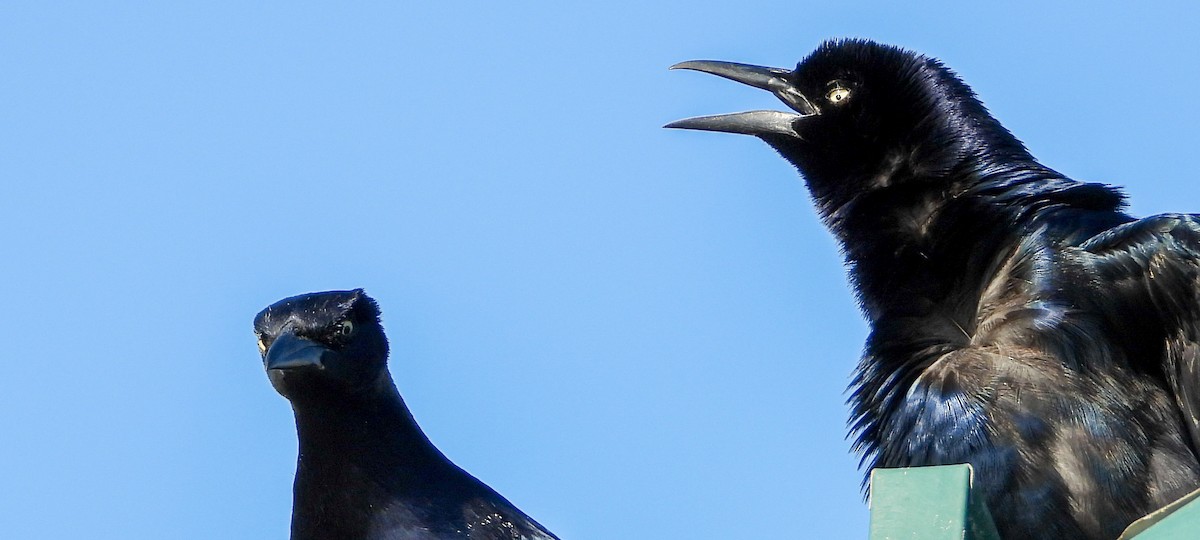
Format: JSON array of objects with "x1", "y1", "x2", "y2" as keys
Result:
[{"x1": 4, "y1": 2, "x2": 1200, "y2": 538}]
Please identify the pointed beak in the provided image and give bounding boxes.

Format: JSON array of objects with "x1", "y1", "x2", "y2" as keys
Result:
[
  {"x1": 665, "y1": 60, "x2": 816, "y2": 137},
  {"x1": 264, "y1": 332, "x2": 333, "y2": 371}
]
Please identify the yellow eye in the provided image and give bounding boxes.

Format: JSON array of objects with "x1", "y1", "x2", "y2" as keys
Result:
[
  {"x1": 337, "y1": 320, "x2": 355, "y2": 337},
  {"x1": 257, "y1": 337, "x2": 268, "y2": 355},
  {"x1": 827, "y1": 86, "x2": 851, "y2": 103}
]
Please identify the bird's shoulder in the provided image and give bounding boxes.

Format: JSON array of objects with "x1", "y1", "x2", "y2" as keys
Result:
[
  {"x1": 1078, "y1": 213, "x2": 1200, "y2": 456},
  {"x1": 1074, "y1": 212, "x2": 1200, "y2": 342},
  {"x1": 358, "y1": 491, "x2": 558, "y2": 540},
  {"x1": 458, "y1": 495, "x2": 559, "y2": 540},
  {"x1": 1081, "y1": 213, "x2": 1200, "y2": 253},
  {"x1": 1076, "y1": 213, "x2": 1200, "y2": 295}
]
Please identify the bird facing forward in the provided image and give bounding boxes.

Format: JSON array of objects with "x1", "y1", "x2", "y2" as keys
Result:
[
  {"x1": 669, "y1": 39, "x2": 1200, "y2": 539},
  {"x1": 254, "y1": 289, "x2": 559, "y2": 540}
]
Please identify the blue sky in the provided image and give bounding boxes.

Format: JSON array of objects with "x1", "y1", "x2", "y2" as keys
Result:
[{"x1": 4, "y1": 2, "x2": 1200, "y2": 538}]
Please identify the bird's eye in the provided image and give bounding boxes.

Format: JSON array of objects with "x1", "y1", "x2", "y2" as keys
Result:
[
  {"x1": 337, "y1": 320, "x2": 355, "y2": 337},
  {"x1": 257, "y1": 337, "x2": 268, "y2": 355},
  {"x1": 826, "y1": 86, "x2": 851, "y2": 104}
]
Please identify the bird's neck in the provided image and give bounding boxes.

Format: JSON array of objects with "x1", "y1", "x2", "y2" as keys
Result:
[
  {"x1": 290, "y1": 373, "x2": 446, "y2": 488},
  {"x1": 809, "y1": 155, "x2": 1123, "y2": 323}
]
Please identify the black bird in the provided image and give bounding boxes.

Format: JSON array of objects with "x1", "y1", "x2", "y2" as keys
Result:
[
  {"x1": 255, "y1": 289, "x2": 559, "y2": 540},
  {"x1": 668, "y1": 39, "x2": 1200, "y2": 539}
]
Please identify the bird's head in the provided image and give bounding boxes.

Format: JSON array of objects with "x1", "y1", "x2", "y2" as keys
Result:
[
  {"x1": 667, "y1": 39, "x2": 1028, "y2": 218},
  {"x1": 253, "y1": 289, "x2": 390, "y2": 402}
]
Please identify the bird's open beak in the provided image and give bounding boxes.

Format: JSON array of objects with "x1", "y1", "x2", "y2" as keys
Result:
[
  {"x1": 664, "y1": 60, "x2": 816, "y2": 137},
  {"x1": 265, "y1": 332, "x2": 332, "y2": 371}
]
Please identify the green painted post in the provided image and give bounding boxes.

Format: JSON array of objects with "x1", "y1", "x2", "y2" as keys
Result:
[
  {"x1": 1121, "y1": 488, "x2": 1200, "y2": 540},
  {"x1": 868, "y1": 464, "x2": 1000, "y2": 540}
]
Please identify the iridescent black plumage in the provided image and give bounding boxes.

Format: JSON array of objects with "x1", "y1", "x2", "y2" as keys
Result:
[
  {"x1": 669, "y1": 39, "x2": 1200, "y2": 539},
  {"x1": 254, "y1": 289, "x2": 558, "y2": 540}
]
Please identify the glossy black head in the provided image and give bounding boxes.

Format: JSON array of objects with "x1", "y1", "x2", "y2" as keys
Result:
[
  {"x1": 667, "y1": 39, "x2": 1031, "y2": 218},
  {"x1": 253, "y1": 289, "x2": 389, "y2": 401}
]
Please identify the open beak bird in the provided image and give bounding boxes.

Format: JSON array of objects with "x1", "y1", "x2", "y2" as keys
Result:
[
  {"x1": 255, "y1": 289, "x2": 559, "y2": 540},
  {"x1": 668, "y1": 39, "x2": 1200, "y2": 539}
]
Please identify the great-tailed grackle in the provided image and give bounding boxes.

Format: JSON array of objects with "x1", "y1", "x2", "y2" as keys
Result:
[
  {"x1": 255, "y1": 289, "x2": 559, "y2": 540},
  {"x1": 668, "y1": 39, "x2": 1200, "y2": 539}
]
